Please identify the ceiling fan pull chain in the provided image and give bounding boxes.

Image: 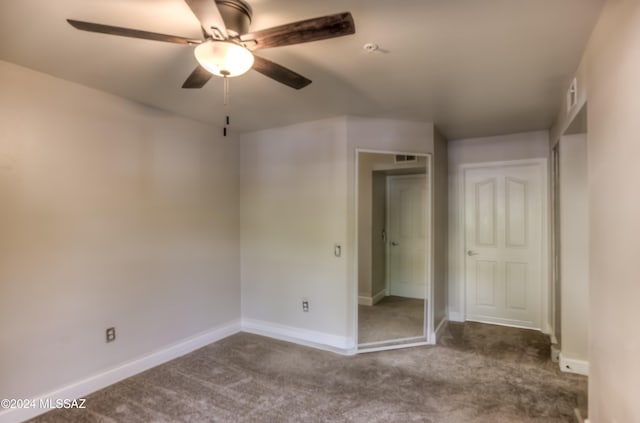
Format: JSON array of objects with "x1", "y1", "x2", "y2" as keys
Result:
[{"x1": 223, "y1": 75, "x2": 230, "y2": 137}]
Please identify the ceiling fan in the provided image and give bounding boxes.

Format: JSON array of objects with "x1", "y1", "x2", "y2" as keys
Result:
[{"x1": 66, "y1": 0, "x2": 356, "y2": 90}]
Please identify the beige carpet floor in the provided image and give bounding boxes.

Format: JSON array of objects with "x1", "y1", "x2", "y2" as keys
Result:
[
  {"x1": 358, "y1": 296, "x2": 425, "y2": 344},
  {"x1": 29, "y1": 322, "x2": 587, "y2": 423}
]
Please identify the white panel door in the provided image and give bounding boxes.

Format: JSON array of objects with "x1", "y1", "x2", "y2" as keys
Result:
[
  {"x1": 387, "y1": 175, "x2": 426, "y2": 299},
  {"x1": 464, "y1": 163, "x2": 544, "y2": 329}
]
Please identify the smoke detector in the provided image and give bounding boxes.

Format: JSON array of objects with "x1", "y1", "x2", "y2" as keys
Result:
[{"x1": 363, "y1": 43, "x2": 379, "y2": 53}]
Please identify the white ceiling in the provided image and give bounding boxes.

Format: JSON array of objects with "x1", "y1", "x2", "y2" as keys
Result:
[{"x1": 0, "y1": 0, "x2": 603, "y2": 140}]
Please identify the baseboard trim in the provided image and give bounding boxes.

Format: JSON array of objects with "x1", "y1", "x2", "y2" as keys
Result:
[
  {"x1": 448, "y1": 311, "x2": 465, "y2": 322},
  {"x1": 358, "y1": 341, "x2": 430, "y2": 354},
  {"x1": 358, "y1": 289, "x2": 386, "y2": 306},
  {"x1": 0, "y1": 320, "x2": 241, "y2": 423},
  {"x1": 358, "y1": 296, "x2": 372, "y2": 306},
  {"x1": 574, "y1": 408, "x2": 587, "y2": 423},
  {"x1": 358, "y1": 336, "x2": 425, "y2": 348},
  {"x1": 434, "y1": 317, "x2": 448, "y2": 342},
  {"x1": 372, "y1": 289, "x2": 386, "y2": 305},
  {"x1": 241, "y1": 318, "x2": 356, "y2": 356},
  {"x1": 559, "y1": 354, "x2": 589, "y2": 376}
]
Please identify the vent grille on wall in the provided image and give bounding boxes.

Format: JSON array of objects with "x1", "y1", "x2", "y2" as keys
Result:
[{"x1": 394, "y1": 154, "x2": 417, "y2": 164}]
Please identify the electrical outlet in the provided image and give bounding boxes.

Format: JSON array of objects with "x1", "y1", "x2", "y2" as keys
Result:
[
  {"x1": 106, "y1": 327, "x2": 116, "y2": 343},
  {"x1": 302, "y1": 298, "x2": 309, "y2": 312}
]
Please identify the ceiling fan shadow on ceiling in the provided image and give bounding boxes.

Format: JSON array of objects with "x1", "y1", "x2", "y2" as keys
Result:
[{"x1": 66, "y1": 0, "x2": 356, "y2": 90}]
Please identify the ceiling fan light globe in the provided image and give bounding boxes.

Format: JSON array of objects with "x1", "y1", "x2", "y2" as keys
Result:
[{"x1": 194, "y1": 41, "x2": 254, "y2": 77}]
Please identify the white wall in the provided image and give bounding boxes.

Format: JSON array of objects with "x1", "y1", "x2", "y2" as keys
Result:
[
  {"x1": 447, "y1": 131, "x2": 549, "y2": 321},
  {"x1": 559, "y1": 133, "x2": 589, "y2": 365},
  {"x1": 239, "y1": 117, "x2": 351, "y2": 347},
  {"x1": 0, "y1": 61, "x2": 240, "y2": 401},
  {"x1": 551, "y1": 1, "x2": 640, "y2": 420}
]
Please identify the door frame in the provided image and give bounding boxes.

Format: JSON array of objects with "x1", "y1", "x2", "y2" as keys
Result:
[
  {"x1": 456, "y1": 158, "x2": 550, "y2": 333},
  {"x1": 354, "y1": 149, "x2": 435, "y2": 352},
  {"x1": 550, "y1": 144, "x2": 561, "y2": 345}
]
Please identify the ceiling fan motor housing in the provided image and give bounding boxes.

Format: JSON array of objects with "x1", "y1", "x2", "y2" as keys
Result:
[{"x1": 215, "y1": 0, "x2": 252, "y2": 36}]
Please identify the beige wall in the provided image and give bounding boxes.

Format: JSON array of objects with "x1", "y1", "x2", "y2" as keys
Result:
[
  {"x1": 240, "y1": 116, "x2": 437, "y2": 346},
  {"x1": 0, "y1": 61, "x2": 240, "y2": 400},
  {"x1": 433, "y1": 129, "x2": 448, "y2": 330},
  {"x1": 447, "y1": 131, "x2": 549, "y2": 321},
  {"x1": 357, "y1": 153, "x2": 380, "y2": 299},
  {"x1": 239, "y1": 117, "x2": 350, "y2": 343},
  {"x1": 558, "y1": 133, "x2": 589, "y2": 364},
  {"x1": 553, "y1": 0, "x2": 640, "y2": 420},
  {"x1": 370, "y1": 171, "x2": 387, "y2": 299}
]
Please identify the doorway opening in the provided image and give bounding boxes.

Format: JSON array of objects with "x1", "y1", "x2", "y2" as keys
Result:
[
  {"x1": 551, "y1": 103, "x2": 589, "y2": 377},
  {"x1": 355, "y1": 150, "x2": 433, "y2": 352}
]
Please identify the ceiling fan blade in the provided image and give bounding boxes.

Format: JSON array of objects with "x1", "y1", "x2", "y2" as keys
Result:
[
  {"x1": 252, "y1": 55, "x2": 311, "y2": 89},
  {"x1": 67, "y1": 19, "x2": 201, "y2": 45},
  {"x1": 240, "y1": 12, "x2": 355, "y2": 50},
  {"x1": 182, "y1": 65, "x2": 213, "y2": 88},
  {"x1": 184, "y1": 0, "x2": 228, "y2": 39}
]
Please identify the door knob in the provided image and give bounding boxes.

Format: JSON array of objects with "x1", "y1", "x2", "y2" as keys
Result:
[
  {"x1": 467, "y1": 250, "x2": 479, "y2": 256},
  {"x1": 391, "y1": 242, "x2": 399, "y2": 246}
]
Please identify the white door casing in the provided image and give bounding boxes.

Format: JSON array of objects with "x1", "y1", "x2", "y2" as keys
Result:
[
  {"x1": 387, "y1": 175, "x2": 427, "y2": 299},
  {"x1": 463, "y1": 161, "x2": 547, "y2": 329}
]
